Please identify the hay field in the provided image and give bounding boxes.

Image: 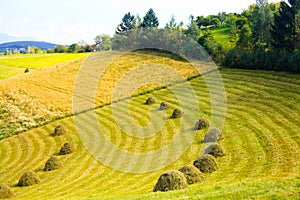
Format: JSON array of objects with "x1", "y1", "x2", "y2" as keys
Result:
[
  {"x1": 0, "y1": 51, "x2": 209, "y2": 138},
  {"x1": 0, "y1": 69, "x2": 299, "y2": 199}
]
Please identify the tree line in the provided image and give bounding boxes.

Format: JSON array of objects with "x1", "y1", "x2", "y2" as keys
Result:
[
  {"x1": 6, "y1": 1, "x2": 298, "y2": 72},
  {"x1": 111, "y1": 0, "x2": 299, "y2": 72}
]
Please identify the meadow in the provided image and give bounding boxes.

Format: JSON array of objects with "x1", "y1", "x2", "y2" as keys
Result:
[
  {"x1": 0, "y1": 67, "x2": 299, "y2": 199},
  {"x1": 0, "y1": 53, "x2": 91, "y2": 80},
  {"x1": 211, "y1": 27, "x2": 231, "y2": 46},
  {"x1": 0, "y1": 51, "x2": 212, "y2": 139}
]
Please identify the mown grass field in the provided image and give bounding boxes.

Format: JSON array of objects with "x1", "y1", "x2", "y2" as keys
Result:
[
  {"x1": 0, "y1": 51, "x2": 211, "y2": 138},
  {"x1": 0, "y1": 53, "x2": 91, "y2": 80},
  {"x1": 0, "y1": 69, "x2": 299, "y2": 199}
]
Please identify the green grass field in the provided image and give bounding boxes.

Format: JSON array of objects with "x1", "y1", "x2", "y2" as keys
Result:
[
  {"x1": 0, "y1": 65, "x2": 31, "y2": 80},
  {"x1": 211, "y1": 27, "x2": 231, "y2": 46},
  {"x1": 0, "y1": 69, "x2": 299, "y2": 199},
  {"x1": 0, "y1": 53, "x2": 91, "y2": 80}
]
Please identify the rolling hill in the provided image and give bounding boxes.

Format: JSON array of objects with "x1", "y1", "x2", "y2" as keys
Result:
[
  {"x1": 0, "y1": 41, "x2": 58, "y2": 52},
  {"x1": 0, "y1": 50, "x2": 299, "y2": 199}
]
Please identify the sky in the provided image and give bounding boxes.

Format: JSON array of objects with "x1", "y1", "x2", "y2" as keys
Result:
[{"x1": 0, "y1": 0, "x2": 280, "y2": 45}]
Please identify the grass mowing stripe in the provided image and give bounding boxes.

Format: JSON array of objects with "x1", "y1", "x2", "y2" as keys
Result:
[{"x1": 0, "y1": 69, "x2": 299, "y2": 199}]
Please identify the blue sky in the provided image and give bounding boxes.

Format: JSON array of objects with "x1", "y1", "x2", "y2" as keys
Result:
[{"x1": 0, "y1": 0, "x2": 279, "y2": 44}]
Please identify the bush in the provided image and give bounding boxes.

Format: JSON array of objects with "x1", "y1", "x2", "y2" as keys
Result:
[
  {"x1": 145, "y1": 96, "x2": 156, "y2": 105},
  {"x1": 59, "y1": 142, "x2": 74, "y2": 155},
  {"x1": 205, "y1": 143, "x2": 226, "y2": 158},
  {"x1": 159, "y1": 102, "x2": 169, "y2": 110},
  {"x1": 194, "y1": 118, "x2": 209, "y2": 130},
  {"x1": 153, "y1": 170, "x2": 188, "y2": 192},
  {"x1": 53, "y1": 125, "x2": 67, "y2": 136},
  {"x1": 193, "y1": 154, "x2": 218, "y2": 173},
  {"x1": 0, "y1": 183, "x2": 15, "y2": 198},
  {"x1": 171, "y1": 109, "x2": 184, "y2": 118},
  {"x1": 178, "y1": 165, "x2": 204, "y2": 184},
  {"x1": 18, "y1": 171, "x2": 40, "y2": 186},
  {"x1": 44, "y1": 157, "x2": 62, "y2": 171},
  {"x1": 222, "y1": 48, "x2": 300, "y2": 73},
  {"x1": 203, "y1": 128, "x2": 222, "y2": 143}
]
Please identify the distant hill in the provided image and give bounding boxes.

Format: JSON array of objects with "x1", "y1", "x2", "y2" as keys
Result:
[
  {"x1": 0, "y1": 32, "x2": 38, "y2": 44},
  {"x1": 0, "y1": 41, "x2": 58, "y2": 52}
]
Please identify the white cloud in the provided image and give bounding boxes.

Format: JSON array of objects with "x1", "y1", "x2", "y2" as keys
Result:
[{"x1": 0, "y1": 16, "x2": 3, "y2": 25}]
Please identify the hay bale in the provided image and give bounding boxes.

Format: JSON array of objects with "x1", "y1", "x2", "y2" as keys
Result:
[
  {"x1": 44, "y1": 157, "x2": 62, "y2": 171},
  {"x1": 153, "y1": 170, "x2": 188, "y2": 192},
  {"x1": 0, "y1": 183, "x2": 15, "y2": 198},
  {"x1": 159, "y1": 102, "x2": 169, "y2": 110},
  {"x1": 59, "y1": 142, "x2": 74, "y2": 155},
  {"x1": 53, "y1": 125, "x2": 67, "y2": 136},
  {"x1": 171, "y1": 109, "x2": 184, "y2": 118},
  {"x1": 193, "y1": 154, "x2": 218, "y2": 173},
  {"x1": 178, "y1": 165, "x2": 204, "y2": 184},
  {"x1": 145, "y1": 96, "x2": 156, "y2": 105},
  {"x1": 203, "y1": 128, "x2": 222, "y2": 143},
  {"x1": 18, "y1": 171, "x2": 40, "y2": 186},
  {"x1": 205, "y1": 143, "x2": 226, "y2": 158},
  {"x1": 194, "y1": 118, "x2": 209, "y2": 130}
]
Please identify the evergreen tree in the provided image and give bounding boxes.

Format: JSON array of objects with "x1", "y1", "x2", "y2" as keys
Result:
[
  {"x1": 271, "y1": 0, "x2": 297, "y2": 51},
  {"x1": 252, "y1": 0, "x2": 273, "y2": 48},
  {"x1": 184, "y1": 15, "x2": 201, "y2": 40},
  {"x1": 141, "y1": 8, "x2": 159, "y2": 30},
  {"x1": 116, "y1": 12, "x2": 135, "y2": 35}
]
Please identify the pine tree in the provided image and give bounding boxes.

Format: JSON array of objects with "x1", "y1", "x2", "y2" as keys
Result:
[
  {"x1": 271, "y1": 0, "x2": 297, "y2": 51},
  {"x1": 116, "y1": 12, "x2": 135, "y2": 35},
  {"x1": 252, "y1": 0, "x2": 273, "y2": 48},
  {"x1": 141, "y1": 8, "x2": 159, "y2": 30}
]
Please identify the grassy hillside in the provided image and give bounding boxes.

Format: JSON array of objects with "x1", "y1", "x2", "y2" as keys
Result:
[
  {"x1": 211, "y1": 27, "x2": 231, "y2": 46},
  {"x1": 0, "y1": 69, "x2": 299, "y2": 199},
  {"x1": 0, "y1": 51, "x2": 210, "y2": 139},
  {"x1": 0, "y1": 53, "x2": 91, "y2": 80}
]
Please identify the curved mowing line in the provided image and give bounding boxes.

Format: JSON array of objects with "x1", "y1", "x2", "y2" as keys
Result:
[
  {"x1": 0, "y1": 70, "x2": 299, "y2": 199},
  {"x1": 1, "y1": 138, "x2": 25, "y2": 182},
  {"x1": 230, "y1": 104, "x2": 298, "y2": 181},
  {"x1": 7, "y1": 133, "x2": 38, "y2": 182},
  {"x1": 0, "y1": 140, "x2": 11, "y2": 167},
  {"x1": 241, "y1": 104, "x2": 299, "y2": 175}
]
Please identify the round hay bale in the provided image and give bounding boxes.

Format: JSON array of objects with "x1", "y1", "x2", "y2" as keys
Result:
[
  {"x1": 53, "y1": 125, "x2": 67, "y2": 136},
  {"x1": 178, "y1": 165, "x2": 204, "y2": 184},
  {"x1": 203, "y1": 128, "x2": 222, "y2": 143},
  {"x1": 153, "y1": 170, "x2": 188, "y2": 192},
  {"x1": 145, "y1": 96, "x2": 156, "y2": 105},
  {"x1": 0, "y1": 183, "x2": 15, "y2": 198},
  {"x1": 59, "y1": 142, "x2": 74, "y2": 155},
  {"x1": 18, "y1": 171, "x2": 40, "y2": 186},
  {"x1": 44, "y1": 157, "x2": 62, "y2": 171},
  {"x1": 205, "y1": 143, "x2": 226, "y2": 158},
  {"x1": 194, "y1": 117, "x2": 209, "y2": 130},
  {"x1": 171, "y1": 109, "x2": 184, "y2": 118},
  {"x1": 193, "y1": 154, "x2": 218, "y2": 173},
  {"x1": 159, "y1": 102, "x2": 169, "y2": 110}
]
